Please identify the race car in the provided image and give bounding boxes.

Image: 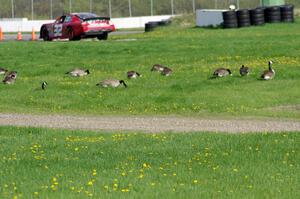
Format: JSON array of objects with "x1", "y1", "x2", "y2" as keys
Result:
[{"x1": 40, "y1": 12, "x2": 115, "y2": 41}]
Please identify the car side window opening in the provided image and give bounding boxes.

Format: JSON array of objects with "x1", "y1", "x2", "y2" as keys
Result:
[
  {"x1": 64, "y1": 16, "x2": 72, "y2": 23},
  {"x1": 56, "y1": 16, "x2": 66, "y2": 23}
]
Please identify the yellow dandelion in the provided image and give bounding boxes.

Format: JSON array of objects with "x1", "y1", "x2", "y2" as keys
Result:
[
  {"x1": 34, "y1": 192, "x2": 39, "y2": 196},
  {"x1": 87, "y1": 181, "x2": 93, "y2": 186},
  {"x1": 193, "y1": 180, "x2": 198, "y2": 184},
  {"x1": 233, "y1": 168, "x2": 238, "y2": 172},
  {"x1": 173, "y1": 173, "x2": 177, "y2": 176},
  {"x1": 121, "y1": 172, "x2": 126, "y2": 176},
  {"x1": 138, "y1": 174, "x2": 144, "y2": 179},
  {"x1": 121, "y1": 188, "x2": 129, "y2": 192},
  {"x1": 151, "y1": 182, "x2": 155, "y2": 186},
  {"x1": 70, "y1": 186, "x2": 75, "y2": 191}
]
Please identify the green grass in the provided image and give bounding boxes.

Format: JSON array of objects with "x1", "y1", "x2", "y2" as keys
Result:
[
  {"x1": 0, "y1": 17, "x2": 300, "y2": 119},
  {"x1": 0, "y1": 126, "x2": 298, "y2": 198}
]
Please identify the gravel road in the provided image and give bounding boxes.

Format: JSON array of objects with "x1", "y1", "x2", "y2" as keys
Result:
[{"x1": 0, "y1": 113, "x2": 300, "y2": 133}]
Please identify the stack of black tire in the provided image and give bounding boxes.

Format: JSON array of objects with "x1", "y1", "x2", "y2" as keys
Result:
[
  {"x1": 145, "y1": 19, "x2": 172, "y2": 32},
  {"x1": 250, "y1": 7, "x2": 265, "y2": 25},
  {"x1": 223, "y1": 4, "x2": 294, "y2": 29},
  {"x1": 237, "y1": 9, "x2": 251, "y2": 27},
  {"x1": 222, "y1": 11, "x2": 238, "y2": 28},
  {"x1": 281, "y1": 4, "x2": 294, "y2": 22},
  {"x1": 265, "y1": 6, "x2": 281, "y2": 23}
]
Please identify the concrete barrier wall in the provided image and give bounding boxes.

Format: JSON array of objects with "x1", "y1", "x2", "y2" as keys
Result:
[
  {"x1": 196, "y1": 9, "x2": 226, "y2": 27},
  {"x1": 0, "y1": 15, "x2": 172, "y2": 32}
]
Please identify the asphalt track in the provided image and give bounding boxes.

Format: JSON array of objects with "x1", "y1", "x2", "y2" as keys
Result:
[
  {"x1": 1, "y1": 30, "x2": 144, "y2": 41},
  {"x1": 0, "y1": 113, "x2": 300, "y2": 133}
]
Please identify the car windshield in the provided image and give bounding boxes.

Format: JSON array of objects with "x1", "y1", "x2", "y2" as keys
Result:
[{"x1": 75, "y1": 13, "x2": 99, "y2": 20}]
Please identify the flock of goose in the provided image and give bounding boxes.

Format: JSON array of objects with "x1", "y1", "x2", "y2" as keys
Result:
[
  {"x1": 212, "y1": 60, "x2": 275, "y2": 80},
  {"x1": 0, "y1": 61, "x2": 275, "y2": 89}
]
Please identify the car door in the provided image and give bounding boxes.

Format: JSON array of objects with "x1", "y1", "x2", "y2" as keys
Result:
[
  {"x1": 53, "y1": 16, "x2": 65, "y2": 39},
  {"x1": 62, "y1": 15, "x2": 73, "y2": 39}
]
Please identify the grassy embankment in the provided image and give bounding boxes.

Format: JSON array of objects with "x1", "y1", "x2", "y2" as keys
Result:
[{"x1": 0, "y1": 17, "x2": 299, "y2": 119}]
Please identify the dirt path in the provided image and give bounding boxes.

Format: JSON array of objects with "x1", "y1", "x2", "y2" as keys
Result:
[{"x1": 0, "y1": 113, "x2": 300, "y2": 133}]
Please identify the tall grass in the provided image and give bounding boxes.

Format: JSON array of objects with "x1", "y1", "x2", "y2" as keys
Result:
[
  {"x1": 0, "y1": 19, "x2": 300, "y2": 118},
  {"x1": 0, "y1": 126, "x2": 298, "y2": 198}
]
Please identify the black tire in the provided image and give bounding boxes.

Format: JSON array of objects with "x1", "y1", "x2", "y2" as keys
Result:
[
  {"x1": 145, "y1": 21, "x2": 159, "y2": 32},
  {"x1": 223, "y1": 22, "x2": 238, "y2": 29},
  {"x1": 250, "y1": 8, "x2": 265, "y2": 15},
  {"x1": 280, "y1": 4, "x2": 294, "y2": 12},
  {"x1": 252, "y1": 19, "x2": 265, "y2": 25},
  {"x1": 97, "y1": 32, "x2": 108, "y2": 40},
  {"x1": 67, "y1": 27, "x2": 75, "y2": 40},
  {"x1": 238, "y1": 23, "x2": 251, "y2": 28},
  {"x1": 281, "y1": 11, "x2": 294, "y2": 16},
  {"x1": 41, "y1": 27, "x2": 51, "y2": 41},
  {"x1": 237, "y1": 9, "x2": 249, "y2": 15},
  {"x1": 281, "y1": 18, "x2": 294, "y2": 22},
  {"x1": 266, "y1": 6, "x2": 281, "y2": 12},
  {"x1": 251, "y1": 13, "x2": 265, "y2": 19},
  {"x1": 158, "y1": 20, "x2": 171, "y2": 26},
  {"x1": 223, "y1": 11, "x2": 236, "y2": 18},
  {"x1": 145, "y1": 23, "x2": 155, "y2": 32}
]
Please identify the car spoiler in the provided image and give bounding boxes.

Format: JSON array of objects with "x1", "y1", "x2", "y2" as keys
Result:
[{"x1": 82, "y1": 17, "x2": 111, "y2": 21}]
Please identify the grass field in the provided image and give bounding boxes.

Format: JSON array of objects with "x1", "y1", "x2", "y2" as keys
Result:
[
  {"x1": 0, "y1": 126, "x2": 298, "y2": 198},
  {"x1": 0, "y1": 17, "x2": 300, "y2": 119}
]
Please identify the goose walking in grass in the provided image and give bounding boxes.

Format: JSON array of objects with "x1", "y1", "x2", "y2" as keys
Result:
[
  {"x1": 0, "y1": 68, "x2": 8, "y2": 75},
  {"x1": 151, "y1": 64, "x2": 165, "y2": 72},
  {"x1": 127, "y1": 71, "x2": 141, "y2": 79},
  {"x1": 96, "y1": 79, "x2": 127, "y2": 88},
  {"x1": 239, "y1": 65, "x2": 250, "y2": 76},
  {"x1": 161, "y1": 67, "x2": 172, "y2": 76},
  {"x1": 66, "y1": 69, "x2": 90, "y2": 77},
  {"x1": 213, "y1": 68, "x2": 232, "y2": 78},
  {"x1": 261, "y1": 61, "x2": 275, "y2": 80},
  {"x1": 42, "y1": 81, "x2": 48, "y2": 90},
  {"x1": 3, "y1": 71, "x2": 17, "y2": 84}
]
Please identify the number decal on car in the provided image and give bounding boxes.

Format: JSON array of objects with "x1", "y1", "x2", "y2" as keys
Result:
[{"x1": 54, "y1": 24, "x2": 63, "y2": 37}]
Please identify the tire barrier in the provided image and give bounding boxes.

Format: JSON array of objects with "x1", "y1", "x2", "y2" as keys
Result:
[
  {"x1": 145, "y1": 20, "x2": 172, "y2": 32},
  {"x1": 222, "y1": 11, "x2": 238, "y2": 29},
  {"x1": 237, "y1": 9, "x2": 251, "y2": 28},
  {"x1": 223, "y1": 4, "x2": 294, "y2": 29},
  {"x1": 265, "y1": 6, "x2": 281, "y2": 23},
  {"x1": 280, "y1": 4, "x2": 294, "y2": 23},
  {"x1": 250, "y1": 8, "x2": 265, "y2": 26}
]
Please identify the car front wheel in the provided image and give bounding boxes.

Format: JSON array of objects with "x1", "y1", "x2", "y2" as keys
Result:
[
  {"x1": 67, "y1": 27, "x2": 80, "y2": 41},
  {"x1": 41, "y1": 27, "x2": 52, "y2": 41}
]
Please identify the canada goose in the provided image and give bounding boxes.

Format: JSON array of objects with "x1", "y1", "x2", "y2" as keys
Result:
[
  {"x1": 239, "y1": 65, "x2": 250, "y2": 76},
  {"x1": 96, "y1": 79, "x2": 127, "y2": 88},
  {"x1": 161, "y1": 67, "x2": 172, "y2": 76},
  {"x1": 3, "y1": 71, "x2": 17, "y2": 84},
  {"x1": 261, "y1": 61, "x2": 275, "y2": 80},
  {"x1": 42, "y1": 81, "x2": 48, "y2": 90},
  {"x1": 66, "y1": 69, "x2": 90, "y2": 77},
  {"x1": 127, "y1": 71, "x2": 141, "y2": 79},
  {"x1": 0, "y1": 68, "x2": 8, "y2": 75},
  {"x1": 213, "y1": 68, "x2": 232, "y2": 77},
  {"x1": 151, "y1": 64, "x2": 165, "y2": 72}
]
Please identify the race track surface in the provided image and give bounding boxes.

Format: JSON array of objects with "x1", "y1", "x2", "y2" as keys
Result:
[{"x1": 1, "y1": 113, "x2": 300, "y2": 133}]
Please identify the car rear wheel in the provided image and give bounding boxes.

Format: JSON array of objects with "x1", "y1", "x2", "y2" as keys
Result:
[
  {"x1": 97, "y1": 32, "x2": 108, "y2": 40},
  {"x1": 41, "y1": 27, "x2": 52, "y2": 41}
]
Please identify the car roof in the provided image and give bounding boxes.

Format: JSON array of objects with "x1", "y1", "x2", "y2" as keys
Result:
[{"x1": 71, "y1": 12, "x2": 99, "y2": 19}]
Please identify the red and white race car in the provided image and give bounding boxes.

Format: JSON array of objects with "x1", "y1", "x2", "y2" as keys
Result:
[{"x1": 40, "y1": 12, "x2": 115, "y2": 41}]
